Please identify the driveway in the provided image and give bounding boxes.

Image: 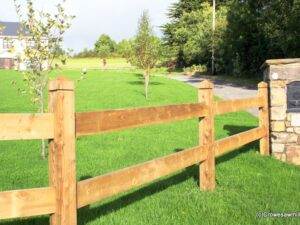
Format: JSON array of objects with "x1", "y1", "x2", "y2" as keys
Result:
[{"x1": 171, "y1": 75, "x2": 259, "y2": 116}]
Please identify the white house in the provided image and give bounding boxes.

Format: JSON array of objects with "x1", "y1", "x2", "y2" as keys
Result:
[{"x1": 0, "y1": 21, "x2": 29, "y2": 70}]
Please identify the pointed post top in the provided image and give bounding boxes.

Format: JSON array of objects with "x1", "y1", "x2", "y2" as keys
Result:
[
  {"x1": 49, "y1": 76, "x2": 74, "y2": 91},
  {"x1": 258, "y1": 81, "x2": 268, "y2": 89},
  {"x1": 199, "y1": 79, "x2": 214, "y2": 89}
]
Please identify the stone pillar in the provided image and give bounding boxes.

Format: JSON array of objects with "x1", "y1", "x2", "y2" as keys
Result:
[{"x1": 262, "y1": 58, "x2": 300, "y2": 165}]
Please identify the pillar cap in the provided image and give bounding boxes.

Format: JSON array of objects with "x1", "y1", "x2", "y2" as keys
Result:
[
  {"x1": 49, "y1": 76, "x2": 74, "y2": 91},
  {"x1": 199, "y1": 80, "x2": 214, "y2": 89},
  {"x1": 260, "y1": 58, "x2": 300, "y2": 70},
  {"x1": 258, "y1": 82, "x2": 268, "y2": 88}
]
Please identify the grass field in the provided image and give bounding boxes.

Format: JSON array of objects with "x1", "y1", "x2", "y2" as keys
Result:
[
  {"x1": 54, "y1": 57, "x2": 133, "y2": 70},
  {"x1": 0, "y1": 69, "x2": 299, "y2": 225}
]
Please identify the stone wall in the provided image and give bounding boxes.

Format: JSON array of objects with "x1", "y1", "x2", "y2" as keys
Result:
[{"x1": 263, "y1": 59, "x2": 300, "y2": 165}]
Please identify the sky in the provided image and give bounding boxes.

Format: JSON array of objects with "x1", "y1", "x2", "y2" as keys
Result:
[{"x1": 0, "y1": 0, "x2": 177, "y2": 53}]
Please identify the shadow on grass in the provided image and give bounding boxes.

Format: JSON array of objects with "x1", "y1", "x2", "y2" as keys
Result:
[
  {"x1": 0, "y1": 125, "x2": 259, "y2": 225},
  {"x1": 0, "y1": 217, "x2": 49, "y2": 225},
  {"x1": 217, "y1": 125, "x2": 259, "y2": 164},
  {"x1": 77, "y1": 166, "x2": 198, "y2": 225},
  {"x1": 222, "y1": 124, "x2": 257, "y2": 136},
  {"x1": 127, "y1": 81, "x2": 164, "y2": 86},
  {"x1": 77, "y1": 124, "x2": 259, "y2": 224}
]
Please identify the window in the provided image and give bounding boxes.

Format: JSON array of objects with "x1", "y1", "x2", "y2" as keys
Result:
[{"x1": 3, "y1": 38, "x2": 13, "y2": 50}]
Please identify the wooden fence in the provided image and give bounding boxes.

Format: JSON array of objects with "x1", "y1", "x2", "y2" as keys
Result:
[{"x1": 0, "y1": 77, "x2": 270, "y2": 224}]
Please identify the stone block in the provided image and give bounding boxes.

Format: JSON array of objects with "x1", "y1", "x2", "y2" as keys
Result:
[
  {"x1": 287, "y1": 134, "x2": 299, "y2": 143},
  {"x1": 270, "y1": 87, "x2": 286, "y2": 106},
  {"x1": 269, "y1": 64, "x2": 300, "y2": 81},
  {"x1": 269, "y1": 80, "x2": 287, "y2": 88},
  {"x1": 286, "y1": 146, "x2": 300, "y2": 165},
  {"x1": 271, "y1": 121, "x2": 285, "y2": 132},
  {"x1": 291, "y1": 114, "x2": 300, "y2": 127},
  {"x1": 271, "y1": 143, "x2": 285, "y2": 153},
  {"x1": 270, "y1": 106, "x2": 286, "y2": 120},
  {"x1": 295, "y1": 128, "x2": 300, "y2": 134},
  {"x1": 273, "y1": 152, "x2": 286, "y2": 162},
  {"x1": 287, "y1": 127, "x2": 294, "y2": 133},
  {"x1": 271, "y1": 132, "x2": 298, "y2": 143}
]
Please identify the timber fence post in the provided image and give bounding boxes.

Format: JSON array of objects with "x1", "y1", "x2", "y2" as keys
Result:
[
  {"x1": 258, "y1": 82, "x2": 270, "y2": 156},
  {"x1": 48, "y1": 77, "x2": 77, "y2": 225},
  {"x1": 199, "y1": 80, "x2": 215, "y2": 191}
]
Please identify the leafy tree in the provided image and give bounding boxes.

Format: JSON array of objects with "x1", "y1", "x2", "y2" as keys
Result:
[
  {"x1": 0, "y1": 24, "x2": 4, "y2": 34},
  {"x1": 94, "y1": 34, "x2": 116, "y2": 66},
  {"x1": 117, "y1": 39, "x2": 134, "y2": 61},
  {"x1": 132, "y1": 11, "x2": 161, "y2": 99},
  {"x1": 14, "y1": 0, "x2": 74, "y2": 158},
  {"x1": 163, "y1": 2, "x2": 228, "y2": 71},
  {"x1": 167, "y1": 0, "x2": 208, "y2": 19},
  {"x1": 169, "y1": 0, "x2": 229, "y2": 18},
  {"x1": 224, "y1": 0, "x2": 300, "y2": 76},
  {"x1": 74, "y1": 48, "x2": 98, "y2": 58},
  {"x1": 163, "y1": 0, "x2": 300, "y2": 77}
]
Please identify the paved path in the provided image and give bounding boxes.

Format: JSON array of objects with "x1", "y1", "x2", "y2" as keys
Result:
[{"x1": 171, "y1": 75, "x2": 259, "y2": 116}]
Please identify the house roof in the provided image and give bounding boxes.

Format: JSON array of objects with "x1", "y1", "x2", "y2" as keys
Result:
[{"x1": 0, "y1": 21, "x2": 29, "y2": 37}]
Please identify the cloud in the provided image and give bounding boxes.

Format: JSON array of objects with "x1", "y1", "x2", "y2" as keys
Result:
[{"x1": 0, "y1": 0, "x2": 176, "y2": 52}]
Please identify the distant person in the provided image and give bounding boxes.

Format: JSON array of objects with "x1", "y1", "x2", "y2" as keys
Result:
[{"x1": 101, "y1": 58, "x2": 107, "y2": 68}]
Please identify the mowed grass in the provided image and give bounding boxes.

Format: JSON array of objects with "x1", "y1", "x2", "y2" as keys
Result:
[
  {"x1": 54, "y1": 57, "x2": 133, "y2": 70},
  {"x1": 0, "y1": 69, "x2": 299, "y2": 225}
]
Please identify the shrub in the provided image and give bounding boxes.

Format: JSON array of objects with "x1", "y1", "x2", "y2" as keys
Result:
[{"x1": 183, "y1": 64, "x2": 207, "y2": 76}]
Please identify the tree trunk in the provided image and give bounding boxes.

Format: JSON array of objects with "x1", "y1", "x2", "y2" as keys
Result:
[
  {"x1": 144, "y1": 69, "x2": 150, "y2": 99},
  {"x1": 39, "y1": 90, "x2": 47, "y2": 160},
  {"x1": 211, "y1": 0, "x2": 216, "y2": 75}
]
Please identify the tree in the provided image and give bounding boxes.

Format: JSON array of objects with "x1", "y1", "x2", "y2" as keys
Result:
[
  {"x1": 94, "y1": 34, "x2": 116, "y2": 67},
  {"x1": 0, "y1": 24, "x2": 4, "y2": 34},
  {"x1": 14, "y1": 0, "x2": 74, "y2": 159},
  {"x1": 224, "y1": 0, "x2": 300, "y2": 76},
  {"x1": 132, "y1": 11, "x2": 161, "y2": 99},
  {"x1": 211, "y1": 0, "x2": 216, "y2": 75},
  {"x1": 163, "y1": 0, "x2": 300, "y2": 77},
  {"x1": 117, "y1": 39, "x2": 134, "y2": 61},
  {"x1": 163, "y1": 2, "x2": 228, "y2": 71},
  {"x1": 74, "y1": 48, "x2": 98, "y2": 58}
]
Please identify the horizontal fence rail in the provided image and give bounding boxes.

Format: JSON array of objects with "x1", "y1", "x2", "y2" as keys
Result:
[
  {"x1": 214, "y1": 97, "x2": 264, "y2": 115},
  {"x1": 77, "y1": 145, "x2": 208, "y2": 208},
  {"x1": 0, "y1": 113, "x2": 54, "y2": 141},
  {"x1": 76, "y1": 103, "x2": 208, "y2": 136},
  {"x1": 0, "y1": 78, "x2": 270, "y2": 225},
  {"x1": 215, "y1": 127, "x2": 267, "y2": 157},
  {"x1": 0, "y1": 187, "x2": 56, "y2": 219}
]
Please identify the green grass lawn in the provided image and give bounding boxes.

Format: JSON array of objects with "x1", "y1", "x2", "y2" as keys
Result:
[
  {"x1": 0, "y1": 69, "x2": 299, "y2": 225},
  {"x1": 54, "y1": 57, "x2": 133, "y2": 70}
]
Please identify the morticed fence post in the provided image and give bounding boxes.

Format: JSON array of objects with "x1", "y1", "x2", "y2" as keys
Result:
[
  {"x1": 199, "y1": 80, "x2": 215, "y2": 191},
  {"x1": 258, "y1": 82, "x2": 270, "y2": 156},
  {"x1": 48, "y1": 77, "x2": 77, "y2": 225}
]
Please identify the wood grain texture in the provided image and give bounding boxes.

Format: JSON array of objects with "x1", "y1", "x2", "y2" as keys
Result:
[
  {"x1": 0, "y1": 187, "x2": 55, "y2": 219},
  {"x1": 214, "y1": 97, "x2": 264, "y2": 115},
  {"x1": 199, "y1": 80, "x2": 215, "y2": 191},
  {"x1": 77, "y1": 145, "x2": 207, "y2": 208},
  {"x1": 215, "y1": 127, "x2": 267, "y2": 157},
  {"x1": 0, "y1": 113, "x2": 54, "y2": 140},
  {"x1": 48, "y1": 86, "x2": 58, "y2": 225},
  {"x1": 258, "y1": 82, "x2": 270, "y2": 156},
  {"x1": 49, "y1": 78, "x2": 77, "y2": 225},
  {"x1": 75, "y1": 103, "x2": 208, "y2": 136}
]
